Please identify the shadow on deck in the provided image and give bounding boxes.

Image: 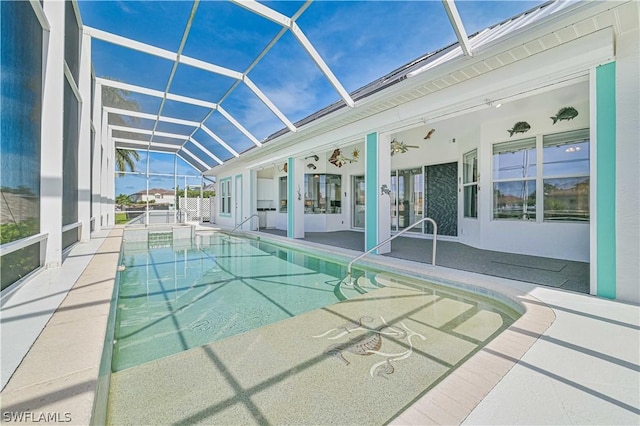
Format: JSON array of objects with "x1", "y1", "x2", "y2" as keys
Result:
[{"x1": 259, "y1": 229, "x2": 589, "y2": 294}]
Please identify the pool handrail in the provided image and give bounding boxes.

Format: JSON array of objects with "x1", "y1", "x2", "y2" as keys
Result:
[
  {"x1": 346, "y1": 217, "x2": 437, "y2": 285},
  {"x1": 229, "y1": 213, "x2": 260, "y2": 237}
]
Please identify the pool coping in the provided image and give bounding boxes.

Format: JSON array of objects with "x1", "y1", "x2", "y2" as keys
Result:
[
  {"x1": 0, "y1": 227, "x2": 124, "y2": 426},
  {"x1": 1, "y1": 227, "x2": 555, "y2": 425},
  {"x1": 232, "y1": 230, "x2": 557, "y2": 424}
]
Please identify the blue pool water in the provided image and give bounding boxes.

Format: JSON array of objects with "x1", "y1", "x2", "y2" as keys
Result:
[{"x1": 113, "y1": 234, "x2": 375, "y2": 371}]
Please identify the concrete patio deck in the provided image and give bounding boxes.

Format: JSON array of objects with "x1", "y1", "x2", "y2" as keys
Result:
[
  {"x1": 260, "y1": 229, "x2": 590, "y2": 293},
  {"x1": 0, "y1": 225, "x2": 637, "y2": 425}
]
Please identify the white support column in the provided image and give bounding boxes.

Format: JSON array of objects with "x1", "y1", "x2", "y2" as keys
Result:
[
  {"x1": 145, "y1": 146, "x2": 150, "y2": 225},
  {"x1": 40, "y1": 0, "x2": 65, "y2": 268},
  {"x1": 287, "y1": 157, "x2": 305, "y2": 238},
  {"x1": 377, "y1": 133, "x2": 392, "y2": 253},
  {"x1": 615, "y1": 25, "x2": 640, "y2": 303},
  {"x1": 174, "y1": 154, "x2": 178, "y2": 222},
  {"x1": 107, "y1": 132, "x2": 115, "y2": 226},
  {"x1": 78, "y1": 31, "x2": 92, "y2": 241},
  {"x1": 100, "y1": 110, "x2": 109, "y2": 226},
  {"x1": 92, "y1": 83, "x2": 103, "y2": 232},
  {"x1": 250, "y1": 170, "x2": 257, "y2": 229}
]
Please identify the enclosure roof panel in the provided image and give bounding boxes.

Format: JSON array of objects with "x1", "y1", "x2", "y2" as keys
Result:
[{"x1": 79, "y1": 0, "x2": 553, "y2": 171}]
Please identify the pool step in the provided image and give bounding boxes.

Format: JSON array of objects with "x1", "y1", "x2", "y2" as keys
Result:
[
  {"x1": 335, "y1": 274, "x2": 383, "y2": 300},
  {"x1": 371, "y1": 274, "x2": 397, "y2": 287},
  {"x1": 148, "y1": 231, "x2": 172, "y2": 249},
  {"x1": 356, "y1": 276, "x2": 380, "y2": 291}
]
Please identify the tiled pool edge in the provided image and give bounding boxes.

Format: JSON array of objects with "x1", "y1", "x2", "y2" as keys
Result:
[
  {"x1": 90, "y1": 233, "x2": 124, "y2": 426},
  {"x1": 0, "y1": 227, "x2": 123, "y2": 426},
  {"x1": 236, "y1": 230, "x2": 557, "y2": 425},
  {"x1": 390, "y1": 292, "x2": 555, "y2": 425}
]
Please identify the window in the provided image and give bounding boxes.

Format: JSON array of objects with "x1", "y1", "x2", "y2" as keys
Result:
[
  {"x1": 0, "y1": 1, "x2": 43, "y2": 290},
  {"x1": 462, "y1": 150, "x2": 478, "y2": 218},
  {"x1": 493, "y1": 138, "x2": 536, "y2": 220},
  {"x1": 64, "y1": 1, "x2": 80, "y2": 82},
  {"x1": 326, "y1": 174, "x2": 342, "y2": 214},
  {"x1": 220, "y1": 178, "x2": 231, "y2": 215},
  {"x1": 62, "y1": 1, "x2": 81, "y2": 250},
  {"x1": 303, "y1": 174, "x2": 341, "y2": 214},
  {"x1": 543, "y1": 129, "x2": 590, "y2": 221},
  {"x1": 63, "y1": 79, "x2": 79, "y2": 228},
  {"x1": 279, "y1": 177, "x2": 287, "y2": 213},
  {"x1": 492, "y1": 130, "x2": 590, "y2": 222}
]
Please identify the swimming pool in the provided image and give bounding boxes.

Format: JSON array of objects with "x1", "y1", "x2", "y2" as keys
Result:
[
  {"x1": 107, "y1": 231, "x2": 523, "y2": 424},
  {"x1": 113, "y1": 234, "x2": 377, "y2": 371}
]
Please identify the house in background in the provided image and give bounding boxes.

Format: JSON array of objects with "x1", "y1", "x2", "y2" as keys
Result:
[{"x1": 128, "y1": 188, "x2": 175, "y2": 205}]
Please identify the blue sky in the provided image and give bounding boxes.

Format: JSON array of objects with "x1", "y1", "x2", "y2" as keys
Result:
[{"x1": 78, "y1": 0, "x2": 544, "y2": 196}]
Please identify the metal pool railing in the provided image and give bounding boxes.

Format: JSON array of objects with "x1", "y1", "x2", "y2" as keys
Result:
[
  {"x1": 228, "y1": 214, "x2": 259, "y2": 238},
  {"x1": 346, "y1": 217, "x2": 437, "y2": 285}
]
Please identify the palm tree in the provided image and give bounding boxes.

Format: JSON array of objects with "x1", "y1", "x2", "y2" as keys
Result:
[
  {"x1": 102, "y1": 84, "x2": 142, "y2": 176},
  {"x1": 115, "y1": 148, "x2": 140, "y2": 176}
]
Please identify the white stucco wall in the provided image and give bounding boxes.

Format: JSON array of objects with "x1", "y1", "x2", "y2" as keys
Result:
[
  {"x1": 615, "y1": 22, "x2": 640, "y2": 303},
  {"x1": 476, "y1": 96, "x2": 591, "y2": 262},
  {"x1": 207, "y1": 3, "x2": 640, "y2": 303}
]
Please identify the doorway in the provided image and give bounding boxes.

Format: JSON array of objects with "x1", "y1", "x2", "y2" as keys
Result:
[
  {"x1": 352, "y1": 175, "x2": 365, "y2": 228},
  {"x1": 390, "y1": 167, "x2": 424, "y2": 233},
  {"x1": 234, "y1": 174, "x2": 243, "y2": 225},
  {"x1": 425, "y1": 162, "x2": 458, "y2": 236}
]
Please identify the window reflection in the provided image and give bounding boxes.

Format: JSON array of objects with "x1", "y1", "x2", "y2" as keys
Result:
[
  {"x1": 492, "y1": 138, "x2": 536, "y2": 221},
  {"x1": 1, "y1": 1, "x2": 43, "y2": 289},
  {"x1": 493, "y1": 180, "x2": 536, "y2": 220},
  {"x1": 304, "y1": 174, "x2": 341, "y2": 214},
  {"x1": 463, "y1": 150, "x2": 478, "y2": 218},
  {"x1": 279, "y1": 177, "x2": 287, "y2": 213},
  {"x1": 543, "y1": 129, "x2": 590, "y2": 221},
  {"x1": 543, "y1": 177, "x2": 589, "y2": 221}
]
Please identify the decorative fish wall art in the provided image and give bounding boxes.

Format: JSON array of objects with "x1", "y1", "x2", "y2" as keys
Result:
[
  {"x1": 550, "y1": 106, "x2": 578, "y2": 124},
  {"x1": 507, "y1": 121, "x2": 531, "y2": 137},
  {"x1": 305, "y1": 154, "x2": 319, "y2": 161},
  {"x1": 328, "y1": 148, "x2": 357, "y2": 168},
  {"x1": 423, "y1": 128, "x2": 436, "y2": 140},
  {"x1": 307, "y1": 163, "x2": 317, "y2": 170}
]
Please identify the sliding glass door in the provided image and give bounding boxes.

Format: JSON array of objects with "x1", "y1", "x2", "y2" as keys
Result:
[
  {"x1": 352, "y1": 175, "x2": 365, "y2": 228},
  {"x1": 390, "y1": 168, "x2": 423, "y2": 233}
]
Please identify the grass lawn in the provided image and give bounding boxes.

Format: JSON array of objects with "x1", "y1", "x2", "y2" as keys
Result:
[{"x1": 115, "y1": 213, "x2": 129, "y2": 224}]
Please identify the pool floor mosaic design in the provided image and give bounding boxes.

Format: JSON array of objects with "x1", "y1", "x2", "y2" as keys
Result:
[
  {"x1": 113, "y1": 236, "x2": 373, "y2": 371},
  {"x1": 315, "y1": 315, "x2": 426, "y2": 379},
  {"x1": 108, "y1": 265, "x2": 520, "y2": 425}
]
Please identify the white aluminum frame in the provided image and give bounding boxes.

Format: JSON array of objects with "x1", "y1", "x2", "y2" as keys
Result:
[
  {"x1": 441, "y1": 0, "x2": 473, "y2": 57},
  {"x1": 84, "y1": 0, "x2": 501, "y2": 173},
  {"x1": 462, "y1": 148, "x2": 479, "y2": 219},
  {"x1": 0, "y1": 233, "x2": 49, "y2": 257},
  {"x1": 491, "y1": 130, "x2": 592, "y2": 223}
]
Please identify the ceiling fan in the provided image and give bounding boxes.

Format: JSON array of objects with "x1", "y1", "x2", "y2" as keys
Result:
[{"x1": 390, "y1": 138, "x2": 419, "y2": 156}]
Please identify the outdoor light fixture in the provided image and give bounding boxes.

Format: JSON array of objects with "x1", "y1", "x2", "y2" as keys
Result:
[
  {"x1": 486, "y1": 99, "x2": 502, "y2": 108},
  {"x1": 390, "y1": 138, "x2": 419, "y2": 156}
]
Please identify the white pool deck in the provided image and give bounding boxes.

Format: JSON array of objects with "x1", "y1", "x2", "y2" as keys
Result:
[{"x1": 0, "y1": 226, "x2": 638, "y2": 425}]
